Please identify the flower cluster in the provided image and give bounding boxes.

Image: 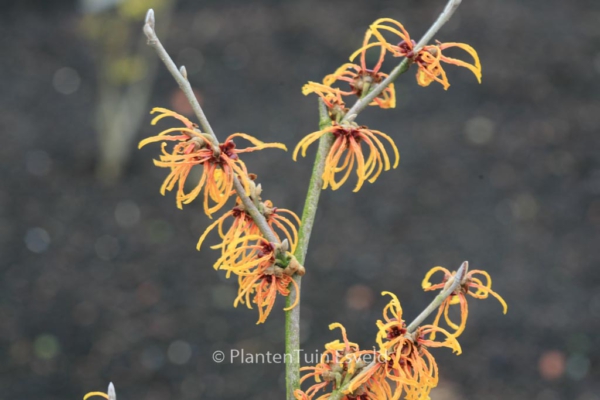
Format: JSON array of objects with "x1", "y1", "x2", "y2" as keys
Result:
[
  {"x1": 295, "y1": 18, "x2": 481, "y2": 192},
  {"x1": 296, "y1": 266, "x2": 504, "y2": 399},
  {"x1": 140, "y1": 107, "x2": 303, "y2": 323}
]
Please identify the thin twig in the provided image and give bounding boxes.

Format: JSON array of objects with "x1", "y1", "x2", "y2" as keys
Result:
[
  {"x1": 142, "y1": 9, "x2": 279, "y2": 245},
  {"x1": 413, "y1": 0, "x2": 462, "y2": 54},
  {"x1": 328, "y1": 261, "x2": 468, "y2": 400}
]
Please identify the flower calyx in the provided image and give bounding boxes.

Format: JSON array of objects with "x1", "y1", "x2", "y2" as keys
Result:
[{"x1": 272, "y1": 248, "x2": 306, "y2": 277}]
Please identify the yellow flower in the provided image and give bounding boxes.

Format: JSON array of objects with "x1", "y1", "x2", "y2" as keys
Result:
[
  {"x1": 210, "y1": 235, "x2": 301, "y2": 324},
  {"x1": 293, "y1": 123, "x2": 399, "y2": 192},
  {"x1": 375, "y1": 292, "x2": 461, "y2": 400},
  {"x1": 301, "y1": 83, "x2": 348, "y2": 120},
  {"x1": 197, "y1": 198, "x2": 300, "y2": 253},
  {"x1": 352, "y1": 18, "x2": 482, "y2": 90},
  {"x1": 236, "y1": 263, "x2": 300, "y2": 324},
  {"x1": 295, "y1": 323, "x2": 389, "y2": 400},
  {"x1": 140, "y1": 108, "x2": 287, "y2": 217},
  {"x1": 353, "y1": 18, "x2": 414, "y2": 59},
  {"x1": 422, "y1": 263, "x2": 508, "y2": 338},
  {"x1": 414, "y1": 42, "x2": 481, "y2": 90},
  {"x1": 303, "y1": 30, "x2": 395, "y2": 110}
]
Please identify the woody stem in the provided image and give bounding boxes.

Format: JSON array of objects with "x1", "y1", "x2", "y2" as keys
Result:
[
  {"x1": 142, "y1": 11, "x2": 279, "y2": 245},
  {"x1": 285, "y1": 99, "x2": 333, "y2": 399}
]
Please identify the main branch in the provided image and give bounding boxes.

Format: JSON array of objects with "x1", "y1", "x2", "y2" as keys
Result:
[{"x1": 285, "y1": 99, "x2": 333, "y2": 398}]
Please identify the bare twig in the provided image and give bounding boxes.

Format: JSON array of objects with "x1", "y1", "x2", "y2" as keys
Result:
[
  {"x1": 413, "y1": 0, "x2": 462, "y2": 54},
  {"x1": 142, "y1": 9, "x2": 279, "y2": 245},
  {"x1": 143, "y1": 10, "x2": 217, "y2": 145},
  {"x1": 328, "y1": 261, "x2": 468, "y2": 400}
]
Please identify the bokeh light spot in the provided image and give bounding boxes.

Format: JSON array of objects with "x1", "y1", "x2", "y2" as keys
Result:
[
  {"x1": 538, "y1": 350, "x2": 565, "y2": 381},
  {"x1": 566, "y1": 353, "x2": 590, "y2": 380},
  {"x1": 25, "y1": 227, "x2": 50, "y2": 253},
  {"x1": 25, "y1": 150, "x2": 52, "y2": 177},
  {"x1": 52, "y1": 67, "x2": 81, "y2": 95},
  {"x1": 95, "y1": 235, "x2": 120, "y2": 261},
  {"x1": 345, "y1": 284, "x2": 374, "y2": 311},
  {"x1": 33, "y1": 334, "x2": 60, "y2": 360},
  {"x1": 114, "y1": 200, "x2": 140, "y2": 228},
  {"x1": 465, "y1": 116, "x2": 495, "y2": 145},
  {"x1": 140, "y1": 345, "x2": 165, "y2": 371},
  {"x1": 167, "y1": 340, "x2": 192, "y2": 365}
]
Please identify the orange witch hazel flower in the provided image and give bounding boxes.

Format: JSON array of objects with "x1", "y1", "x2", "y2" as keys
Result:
[
  {"x1": 422, "y1": 261, "x2": 508, "y2": 338},
  {"x1": 293, "y1": 122, "x2": 399, "y2": 192},
  {"x1": 375, "y1": 292, "x2": 461, "y2": 400},
  {"x1": 139, "y1": 107, "x2": 287, "y2": 216},
  {"x1": 354, "y1": 18, "x2": 482, "y2": 90},
  {"x1": 295, "y1": 323, "x2": 394, "y2": 400},
  {"x1": 303, "y1": 29, "x2": 395, "y2": 110},
  {"x1": 413, "y1": 41, "x2": 482, "y2": 90},
  {"x1": 214, "y1": 235, "x2": 304, "y2": 324},
  {"x1": 239, "y1": 266, "x2": 298, "y2": 325},
  {"x1": 197, "y1": 196, "x2": 301, "y2": 253}
]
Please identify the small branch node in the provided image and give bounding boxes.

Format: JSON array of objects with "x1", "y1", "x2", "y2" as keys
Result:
[
  {"x1": 179, "y1": 65, "x2": 188, "y2": 80},
  {"x1": 143, "y1": 24, "x2": 155, "y2": 42}
]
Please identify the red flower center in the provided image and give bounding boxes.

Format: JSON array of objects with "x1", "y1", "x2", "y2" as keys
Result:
[
  {"x1": 219, "y1": 140, "x2": 238, "y2": 160},
  {"x1": 397, "y1": 39, "x2": 417, "y2": 58}
]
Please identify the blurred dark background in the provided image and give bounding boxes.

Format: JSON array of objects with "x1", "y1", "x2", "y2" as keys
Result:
[{"x1": 1, "y1": 0, "x2": 599, "y2": 399}]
